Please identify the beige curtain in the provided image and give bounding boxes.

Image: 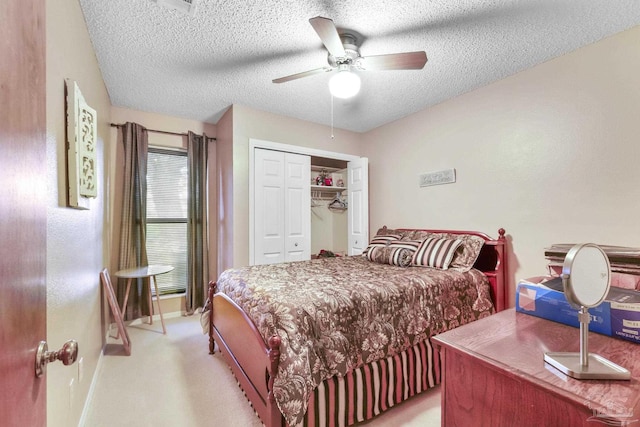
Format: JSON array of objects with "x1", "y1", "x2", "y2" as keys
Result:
[
  {"x1": 116, "y1": 122, "x2": 151, "y2": 320},
  {"x1": 186, "y1": 131, "x2": 211, "y2": 313}
]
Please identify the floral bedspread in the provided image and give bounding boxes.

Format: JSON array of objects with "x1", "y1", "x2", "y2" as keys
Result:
[{"x1": 215, "y1": 255, "x2": 494, "y2": 426}]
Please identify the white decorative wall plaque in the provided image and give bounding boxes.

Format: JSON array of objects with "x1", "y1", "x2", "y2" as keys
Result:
[
  {"x1": 419, "y1": 168, "x2": 456, "y2": 187},
  {"x1": 66, "y1": 79, "x2": 97, "y2": 209}
]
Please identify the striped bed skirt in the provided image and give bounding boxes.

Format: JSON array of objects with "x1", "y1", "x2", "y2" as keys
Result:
[{"x1": 295, "y1": 338, "x2": 441, "y2": 427}]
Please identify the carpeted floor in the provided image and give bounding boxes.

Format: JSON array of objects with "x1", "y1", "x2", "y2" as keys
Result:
[{"x1": 82, "y1": 315, "x2": 441, "y2": 426}]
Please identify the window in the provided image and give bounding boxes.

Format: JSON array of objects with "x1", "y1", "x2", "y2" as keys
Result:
[{"x1": 146, "y1": 148, "x2": 188, "y2": 295}]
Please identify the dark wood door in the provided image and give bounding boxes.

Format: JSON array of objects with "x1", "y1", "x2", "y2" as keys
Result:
[{"x1": 0, "y1": 0, "x2": 47, "y2": 424}]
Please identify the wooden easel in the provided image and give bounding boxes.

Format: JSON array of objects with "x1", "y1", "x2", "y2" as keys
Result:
[{"x1": 100, "y1": 268, "x2": 131, "y2": 355}]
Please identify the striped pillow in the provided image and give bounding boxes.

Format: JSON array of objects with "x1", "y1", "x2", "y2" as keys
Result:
[
  {"x1": 363, "y1": 234, "x2": 401, "y2": 257},
  {"x1": 366, "y1": 245, "x2": 413, "y2": 267},
  {"x1": 370, "y1": 234, "x2": 402, "y2": 245},
  {"x1": 389, "y1": 240, "x2": 422, "y2": 252},
  {"x1": 412, "y1": 237, "x2": 463, "y2": 269}
]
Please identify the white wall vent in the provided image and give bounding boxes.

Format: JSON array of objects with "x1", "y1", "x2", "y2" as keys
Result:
[{"x1": 153, "y1": 0, "x2": 199, "y2": 16}]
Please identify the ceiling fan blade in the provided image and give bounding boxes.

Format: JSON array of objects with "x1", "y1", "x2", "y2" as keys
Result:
[
  {"x1": 272, "y1": 67, "x2": 332, "y2": 84},
  {"x1": 309, "y1": 16, "x2": 346, "y2": 58},
  {"x1": 359, "y1": 51, "x2": 428, "y2": 70}
]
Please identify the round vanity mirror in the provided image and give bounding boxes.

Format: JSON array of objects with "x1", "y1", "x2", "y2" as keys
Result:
[
  {"x1": 545, "y1": 243, "x2": 629, "y2": 380},
  {"x1": 562, "y1": 243, "x2": 611, "y2": 308}
]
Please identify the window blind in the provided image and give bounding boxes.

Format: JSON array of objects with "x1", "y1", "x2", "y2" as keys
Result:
[{"x1": 146, "y1": 148, "x2": 188, "y2": 295}]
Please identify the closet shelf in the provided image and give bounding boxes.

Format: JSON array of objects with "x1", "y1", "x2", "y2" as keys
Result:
[
  {"x1": 311, "y1": 185, "x2": 346, "y2": 193},
  {"x1": 311, "y1": 166, "x2": 343, "y2": 173}
]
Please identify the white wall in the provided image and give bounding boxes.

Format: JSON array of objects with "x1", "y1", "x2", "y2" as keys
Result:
[
  {"x1": 215, "y1": 107, "x2": 234, "y2": 273},
  {"x1": 46, "y1": 0, "x2": 111, "y2": 425},
  {"x1": 363, "y1": 26, "x2": 640, "y2": 304}
]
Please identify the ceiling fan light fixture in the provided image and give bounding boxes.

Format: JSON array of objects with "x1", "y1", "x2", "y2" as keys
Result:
[{"x1": 329, "y1": 67, "x2": 361, "y2": 99}]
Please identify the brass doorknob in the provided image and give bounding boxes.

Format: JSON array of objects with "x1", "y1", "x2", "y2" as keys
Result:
[{"x1": 35, "y1": 339, "x2": 78, "y2": 377}]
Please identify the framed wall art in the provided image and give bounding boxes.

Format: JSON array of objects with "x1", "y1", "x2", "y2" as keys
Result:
[{"x1": 65, "y1": 78, "x2": 97, "y2": 209}]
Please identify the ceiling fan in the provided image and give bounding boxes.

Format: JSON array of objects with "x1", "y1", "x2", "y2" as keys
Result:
[{"x1": 272, "y1": 16, "x2": 428, "y2": 98}]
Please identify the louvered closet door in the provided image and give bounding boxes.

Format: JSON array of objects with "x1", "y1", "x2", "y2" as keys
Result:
[
  {"x1": 284, "y1": 153, "x2": 310, "y2": 262},
  {"x1": 254, "y1": 149, "x2": 310, "y2": 265}
]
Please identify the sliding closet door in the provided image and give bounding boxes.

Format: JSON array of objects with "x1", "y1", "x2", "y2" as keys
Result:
[
  {"x1": 254, "y1": 148, "x2": 310, "y2": 265},
  {"x1": 347, "y1": 157, "x2": 369, "y2": 255}
]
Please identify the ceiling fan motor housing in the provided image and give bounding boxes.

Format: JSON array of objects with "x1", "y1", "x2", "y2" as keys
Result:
[{"x1": 328, "y1": 33, "x2": 360, "y2": 67}]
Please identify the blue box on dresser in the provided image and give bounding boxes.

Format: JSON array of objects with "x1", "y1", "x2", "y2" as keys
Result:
[{"x1": 516, "y1": 277, "x2": 640, "y2": 345}]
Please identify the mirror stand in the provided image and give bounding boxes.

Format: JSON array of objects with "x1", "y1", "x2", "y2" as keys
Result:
[{"x1": 544, "y1": 306, "x2": 630, "y2": 380}]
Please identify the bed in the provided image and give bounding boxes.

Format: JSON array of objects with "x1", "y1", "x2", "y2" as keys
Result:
[{"x1": 207, "y1": 227, "x2": 508, "y2": 427}]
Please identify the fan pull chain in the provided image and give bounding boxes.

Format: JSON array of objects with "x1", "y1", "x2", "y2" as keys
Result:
[{"x1": 330, "y1": 94, "x2": 335, "y2": 139}]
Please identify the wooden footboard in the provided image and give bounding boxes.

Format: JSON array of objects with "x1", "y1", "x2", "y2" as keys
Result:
[{"x1": 208, "y1": 282, "x2": 284, "y2": 427}]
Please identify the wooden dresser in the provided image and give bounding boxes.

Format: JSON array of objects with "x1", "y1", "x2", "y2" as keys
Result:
[{"x1": 432, "y1": 309, "x2": 640, "y2": 427}]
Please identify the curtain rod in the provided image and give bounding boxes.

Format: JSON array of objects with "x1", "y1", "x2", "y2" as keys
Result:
[{"x1": 110, "y1": 123, "x2": 216, "y2": 140}]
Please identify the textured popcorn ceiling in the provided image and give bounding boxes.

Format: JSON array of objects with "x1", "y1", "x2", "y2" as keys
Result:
[{"x1": 79, "y1": 0, "x2": 640, "y2": 133}]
